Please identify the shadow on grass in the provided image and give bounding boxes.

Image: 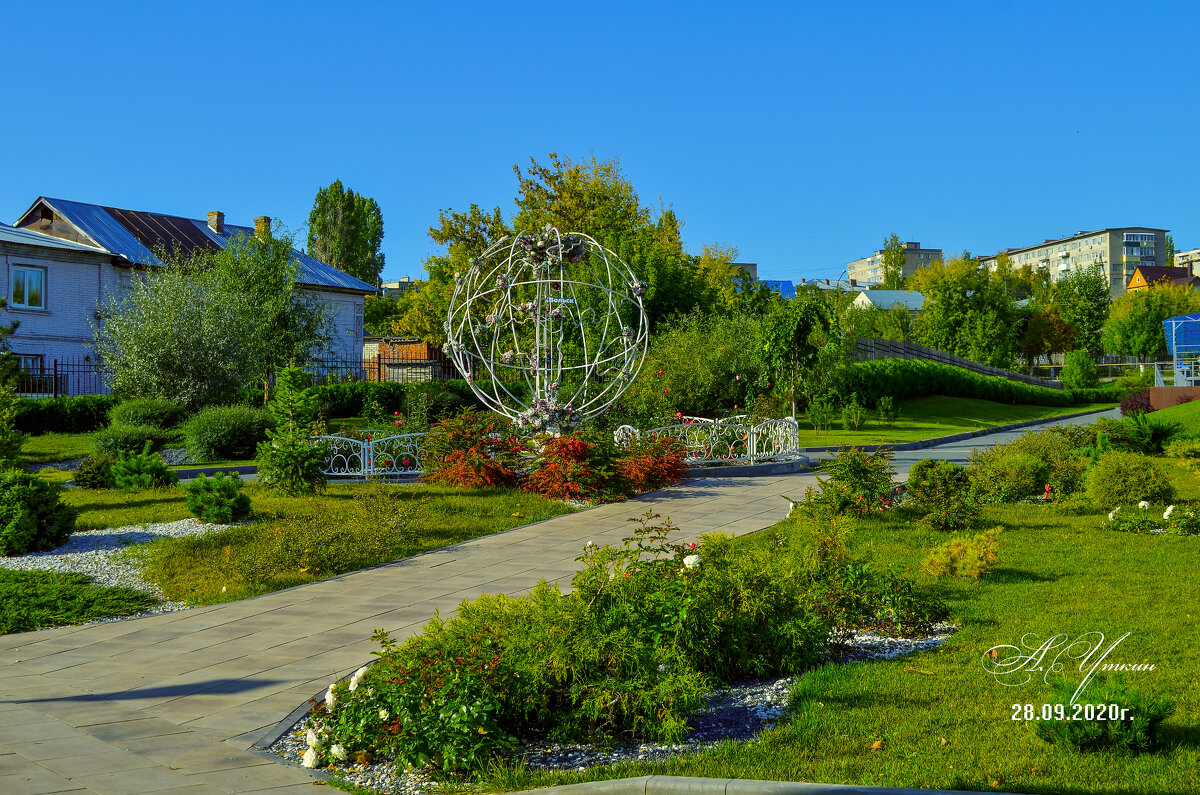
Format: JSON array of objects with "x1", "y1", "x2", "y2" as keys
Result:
[
  {"x1": 986, "y1": 567, "x2": 1059, "y2": 584},
  {"x1": 73, "y1": 493, "x2": 184, "y2": 510}
]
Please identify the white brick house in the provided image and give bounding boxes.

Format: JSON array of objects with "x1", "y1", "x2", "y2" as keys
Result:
[
  {"x1": 8, "y1": 198, "x2": 375, "y2": 389},
  {"x1": 0, "y1": 221, "x2": 116, "y2": 384}
]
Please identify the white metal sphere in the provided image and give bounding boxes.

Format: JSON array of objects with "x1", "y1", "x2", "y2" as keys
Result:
[{"x1": 444, "y1": 227, "x2": 648, "y2": 430}]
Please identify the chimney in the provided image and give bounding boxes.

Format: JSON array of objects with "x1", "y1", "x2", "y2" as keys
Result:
[
  {"x1": 254, "y1": 216, "x2": 271, "y2": 239},
  {"x1": 207, "y1": 211, "x2": 224, "y2": 234}
]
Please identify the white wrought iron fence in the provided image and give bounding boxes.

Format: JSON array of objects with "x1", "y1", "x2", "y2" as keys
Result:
[
  {"x1": 315, "y1": 434, "x2": 429, "y2": 478},
  {"x1": 615, "y1": 417, "x2": 801, "y2": 465}
]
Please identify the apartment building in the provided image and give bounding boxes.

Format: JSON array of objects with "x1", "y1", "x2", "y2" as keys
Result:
[
  {"x1": 979, "y1": 227, "x2": 1168, "y2": 297},
  {"x1": 847, "y1": 241, "x2": 942, "y2": 284},
  {"x1": 1176, "y1": 248, "x2": 1200, "y2": 275}
]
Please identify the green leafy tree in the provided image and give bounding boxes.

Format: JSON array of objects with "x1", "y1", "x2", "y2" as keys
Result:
[
  {"x1": 93, "y1": 229, "x2": 332, "y2": 408},
  {"x1": 0, "y1": 299, "x2": 23, "y2": 465},
  {"x1": 364, "y1": 294, "x2": 406, "y2": 337},
  {"x1": 1165, "y1": 233, "x2": 1176, "y2": 267},
  {"x1": 396, "y1": 154, "x2": 745, "y2": 343},
  {"x1": 759, "y1": 291, "x2": 831, "y2": 416},
  {"x1": 307, "y1": 180, "x2": 385, "y2": 287},
  {"x1": 256, "y1": 364, "x2": 327, "y2": 495},
  {"x1": 1102, "y1": 283, "x2": 1200, "y2": 360},
  {"x1": 1019, "y1": 305, "x2": 1076, "y2": 367},
  {"x1": 1053, "y1": 266, "x2": 1110, "y2": 357},
  {"x1": 910, "y1": 257, "x2": 1020, "y2": 368},
  {"x1": 880, "y1": 234, "x2": 906, "y2": 289}
]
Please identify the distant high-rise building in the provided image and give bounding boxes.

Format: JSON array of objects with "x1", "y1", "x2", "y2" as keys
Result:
[
  {"x1": 847, "y1": 241, "x2": 942, "y2": 285},
  {"x1": 978, "y1": 227, "x2": 1169, "y2": 297}
]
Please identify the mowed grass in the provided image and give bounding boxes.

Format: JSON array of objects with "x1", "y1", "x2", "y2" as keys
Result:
[
  {"x1": 491, "y1": 466, "x2": 1200, "y2": 794},
  {"x1": 130, "y1": 482, "x2": 572, "y2": 605},
  {"x1": 0, "y1": 569, "x2": 157, "y2": 634},
  {"x1": 794, "y1": 396, "x2": 1115, "y2": 447},
  {"x1": 20, "y1": 432, "x2": 95, "y2": 465}
]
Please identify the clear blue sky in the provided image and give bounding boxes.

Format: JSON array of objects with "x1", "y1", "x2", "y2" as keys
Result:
[{"x1": 3, "y1": 1, "x2": 1197, "y2": 283}]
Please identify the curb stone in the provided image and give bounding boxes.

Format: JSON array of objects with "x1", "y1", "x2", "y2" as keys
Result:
[{"x1": 512, "y1": 775, "x2": 1019, "y2": 795}]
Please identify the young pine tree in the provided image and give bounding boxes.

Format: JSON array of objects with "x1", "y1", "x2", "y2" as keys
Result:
[{"x1": 256, "y1": 364, "x2": 327, "y2": 495}]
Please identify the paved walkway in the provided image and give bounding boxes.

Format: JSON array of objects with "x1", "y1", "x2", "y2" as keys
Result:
[{"x1": 0, "y1": 411, "x2": 1118, "y2": 795}]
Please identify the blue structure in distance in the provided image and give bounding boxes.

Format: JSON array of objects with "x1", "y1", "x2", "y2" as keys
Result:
[{"x1": 1163, "y1": 312, "x2": 1200, "y2": 386}]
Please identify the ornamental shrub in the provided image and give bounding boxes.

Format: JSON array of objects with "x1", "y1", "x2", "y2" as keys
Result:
[
  {"x1": 968, "y1": 427, "x2": 1088, "y2": 501},
  {"x1": 185, "y1": 472, "x2": 251, "y2": 524},
  {"x1": 876, "y1": 395, "x2": 897, "y2": 426},
  {"x1": 421, "y1": 408, "x2": 524, "y2": 489},
  {"x1": 1164, "y1": 437, "x2": 1200, "y2": 458},
  {"x1": 183, "y1": 405, "x2": 273, "y2": 462},
  {"x1": 922, "y1": 527, "x2": 1001, "y2": 579},
  {"x1": 1034, "y1": 676, "x2": 1174, "y2": 753},
  {"x1": 800, "y1": 446, "x2": 897, "y2": 517},
  {"x1": 806, "y1": 394, "x2": 836, "y2": 431},
  {"x1": 523, "y1": 430, "x2": 621, "y2": 502},
  {"x1": 257, "y1": 364, "x2": 328, "y2": 496},
  {"x1": 0, "y1": 471, "x2": 77, "y2": 556},
  {"x1": 72, "y1": 454, "x2": 115, "y2": 490},
  {"x1": 93, "y1": 423, "x2": 175, "y2": 455},
  {"x1": 906, "y1": 459, "x2": 980, "y2": 532},
  {"x1": 840, "y1": 358, "x2": 1073, "y2": 407},
  {"x1": 1061, "y1": 349, "x2": 1100, "y2": 390},
  {"x1": 616, "y1": 435, "x2": 688, "y2": 494},
  {"x1": 1120, "y1": 390, "x2": 1154, "y2": 416},
  {"x1": 15, "y1": 394, "x2": 117, "y2": 435},
  {"x1": 112, "y1": 442, "x2": 179, "y2": 492},
  {"x1": 840, "y1": 392, "x2": 868, "y2": 431},
  {"x1": 1087, "y1": 450, "x2": 1175, "y2": 508},
  {"x1": 110, "y1": 398, "x2": 187, "y2": 429}
]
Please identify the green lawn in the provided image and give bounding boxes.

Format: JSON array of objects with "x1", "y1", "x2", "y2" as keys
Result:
[
  {"x1": 1151, "y1": 400, "x2": 1200, "y2": 425},
  {"x1": 795, "y1": 397, "x2": 1115, "y2": 447},
  {"x1": 490, "y1": 460, "x2": 1200, "y2": 794},
  {"x1": 0, "y1": 570, "x2": 157, "y2": 634},
  {"x1": 20, "y1": 433, "x2": 94, "y2": 465}
]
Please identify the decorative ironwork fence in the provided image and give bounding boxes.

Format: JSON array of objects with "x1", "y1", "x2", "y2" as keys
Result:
[
  {"x1": 616, "y1": 417, "x2": 802, "y2": 465},
  {"x1": 315, "y1": 434, "x2": 429, "y2": 478}
]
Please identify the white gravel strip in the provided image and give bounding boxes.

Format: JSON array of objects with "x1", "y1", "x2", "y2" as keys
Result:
[{"x1": 0, "y1": 517, "x2": 236, "y2": 616}]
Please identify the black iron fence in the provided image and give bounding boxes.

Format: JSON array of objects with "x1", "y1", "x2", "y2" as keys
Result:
[{"x1": 15, "y1": 353, "x2": 466, "y2": 399}]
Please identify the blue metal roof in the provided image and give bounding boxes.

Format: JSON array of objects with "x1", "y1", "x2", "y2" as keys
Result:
[
  {"x1": 759, "y1": 279, "x2": 796, "y2": 299},
  {"x1": 30, "y1": 198, "x2": 375, "y2": 293},
  {"x1": 1164, "y1": 313, "x2": 1200, "y2": 358},
  {"x1": 0, "y1": 221, "x2": 108, "y2": 253}
]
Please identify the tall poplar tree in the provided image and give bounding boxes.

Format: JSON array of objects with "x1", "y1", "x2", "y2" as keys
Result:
[{"x1": 307, "y1": 180, "x2": 386, "y2": 287}]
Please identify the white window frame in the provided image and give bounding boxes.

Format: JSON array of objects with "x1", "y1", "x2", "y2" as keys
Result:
[
  {"x1": 17, "y1": 354, "x2": 43, "y2": 374},
  {"x1": 11, "y1": 264, "x2": 46, "y2": 310}
]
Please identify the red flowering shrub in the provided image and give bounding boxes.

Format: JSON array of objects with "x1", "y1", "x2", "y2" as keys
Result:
[
  {"x1": 523, "y1": 430, "x2": 622, "y2": 502},
  {"x1": 421, "y1": 409, "x2": 525, "y2": 489},
  {"x1": 618, "y1": 436, "x2": 688, "y2": 493}
]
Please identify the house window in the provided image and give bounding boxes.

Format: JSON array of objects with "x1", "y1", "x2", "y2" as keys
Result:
[
  {"x1": 17, "y1": 355, "x2": 43, "y2": 374},
  {"x1": 11, "y1": 265, "x2": 46, "y2": 309}
]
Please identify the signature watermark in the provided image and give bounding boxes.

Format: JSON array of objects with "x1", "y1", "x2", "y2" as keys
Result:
[{"x1": 981, "y1": 632, "x2": 1155, "y2": 704}]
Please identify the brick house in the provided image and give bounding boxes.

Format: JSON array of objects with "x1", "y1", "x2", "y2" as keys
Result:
[{"x1": 7, "y1": 198, "x2": 376, "y2": 384}]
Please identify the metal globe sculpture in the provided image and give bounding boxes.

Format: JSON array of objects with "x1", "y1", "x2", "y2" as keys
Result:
[{"x1": 444, "y1": 227, "x2": 648, "y2": 431}]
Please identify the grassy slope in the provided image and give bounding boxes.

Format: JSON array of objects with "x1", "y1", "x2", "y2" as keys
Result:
[
  {"x1": 1150, "y1": 400, "x2": 1200, "y2": 425},
  {"x1": 0, "y1": 570, "x2": 157, "y2": 634},
  {"x1": 495, "y1": 466, "x2": 1200, "y2": 794},
  {"x1": 794, "y1": 396, "x2": 1115, "y2": 447}
]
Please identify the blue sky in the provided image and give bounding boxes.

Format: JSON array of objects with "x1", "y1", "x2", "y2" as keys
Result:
[{"x1": 2, "y1": 1, "x2": 1197, "y2": 282}]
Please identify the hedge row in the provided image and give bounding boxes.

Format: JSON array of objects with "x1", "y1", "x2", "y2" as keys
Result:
[
  {"x1": 302, "y1": 379, "x2": 515, "y2": 420},
  {"x1": 841, "y1": 359, "x2": 1099, "y2": 407},
  {"x1": 15, "y1": 395, "x2": 118, "y2": 436}
]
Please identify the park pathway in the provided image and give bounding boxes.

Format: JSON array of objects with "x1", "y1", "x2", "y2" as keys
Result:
[{"x1": 0, "y1": 410, "x2": 1118, "y2": 795}]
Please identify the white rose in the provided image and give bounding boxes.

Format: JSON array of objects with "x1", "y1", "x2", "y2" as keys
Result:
[
  {"x1": 683, "y1": 554, "x2": 701, "y2": 570},
  {"x1": 324, "y1": 685, "x2": 337, "y2": 711},
  {"x1": 349, "y1": 665, "x2": 368, "y2": 691},
  {"x1": 1164, "y1": 505, "x2": 1176, "y2": 520},
  {"x1": 305, "y1": 727, "x2": 320, "y2": 748},
  {"x1": 330, "y1": 744, "x2": 348, "y2": 761},
  {"x1": 301, "y1": 747, "x2": 319, "y2": 768},
  {"x1": 1138, "y1": 501, "x2": 1150, "y2": 510}
]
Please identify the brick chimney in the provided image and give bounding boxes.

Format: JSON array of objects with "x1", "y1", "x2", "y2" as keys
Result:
[
  {"x1": 254, "y1": 216, "x2": 271, "y2": 239},
  {"x1": 207, "y1": 211, "x2": 224, "y2": 234}
]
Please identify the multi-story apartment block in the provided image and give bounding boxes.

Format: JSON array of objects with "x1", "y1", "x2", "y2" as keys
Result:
[
  {"x1": 1175, "y1": 248, "x2": 1200, "y2": 276},
  {"x1": 847, "y1": 241, "x2": 942, "y2": 285},
  {"x1": 979, "y1": 227, "x2": 1168, "y2": 297}
]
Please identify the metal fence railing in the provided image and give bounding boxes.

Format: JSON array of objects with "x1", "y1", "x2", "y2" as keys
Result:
[{"x1": 855, "y1": 338, "x2": 1063, "y2": 389}]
